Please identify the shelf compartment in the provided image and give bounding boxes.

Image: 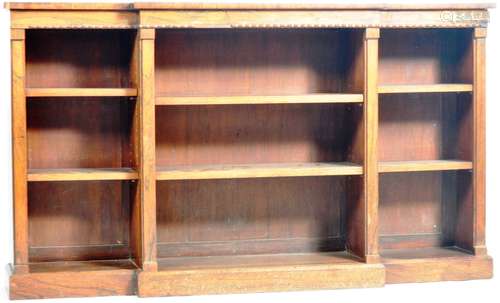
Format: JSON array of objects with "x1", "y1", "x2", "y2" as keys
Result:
[
  {"x1": 155, "y1": 29, "x2": 365, "y2": 97},
  {"x1": 156, "y1": 104, "x2": 361, "y2": 168},
  {"x1": 26, "y1": 88, "x2": 138, "y2": 98},
  {"x1": 378, "y1": 84, "x2": 472, "y2": 94},
  {"x1": 9, "y1": 259, "x2": 137, "y2": 299},
  {"x1": 379, "y1": 29, "x2": 472, "y2": 86},
  {"x1": 138, "y1": 252, "x2": 385, "y2": 296},
  {"x1": 26, "y1": 29, "x2": 135, "y2": 89},
  {"x1": 28, "y1": 98, "x2": 135, "y2": 171},
  {"x1": 379, "y1": 170, "x2": 474, "y2": 252},
  {"x1": 157, "y1": 162, "x2": 362, "y2": 180},
  {"x1": 28, "y1": 168, "x2": 138, "y2": 182},
  {"x1": 379, "y1": 92, "x2": 472, "y2": 162},
  {"x1": 156, "y1": 94, "x2": 363, "y2": 105},
  {"x1": 381, "y1": 247, "x2": 492, "y2": 284},
  {"x1": 379, "y1": 160, "x2": 472, "y2": 173},
  {"x1": 28, "y1": 180, "x2": 137, "y2": 263}
]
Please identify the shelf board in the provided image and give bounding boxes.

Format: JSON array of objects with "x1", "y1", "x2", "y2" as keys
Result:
[
  {"x1": 156, "y1": 94, "x2": 364, "y2": 105},
  {"x1": 158, "y1": 252, "x2": 364, "y2": 271},
  {"x1": 381, "y1": 246, "x2": 473, "y2": 261},
  {"x1": 379, "y1": 160, "x2": 473, "y2": 173},
  {"x1": 28, "y1": 168, "x2": 139, "y2": 182},
  {"x1": 378, "y1": 84, "x2": 473, "y2": 94},
  {"x1": 156, "y1": 162, "x2": 363, "y2": 180},
  {"x1": 26, "y1": 88, "x2": 138, "y2": 98},
  {"x1": 25, "y1": 259, "x2": 138, "y2": 273},
  {"x1": 10, "y1": 259, "x2": 138, "y2": 299},
  {"x1": 381, "y1": 246, "x2": 492, "y2": 284},
  {"x1": 138, "y1": 252, "x2": 384, "y2": 296}
]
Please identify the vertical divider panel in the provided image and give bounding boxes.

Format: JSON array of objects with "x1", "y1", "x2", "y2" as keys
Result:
[
  {"x1": 130, "y1": 29, "x2": 143, "y2": 268},
  {"x1": 364, "y1": 28, "x2": 380, "y2": 263},
  {"x1": 472, "y1": 27, "x2": 487, "y2": 255},
  {"x1": 11, "y1": 29, "x2": 28, "y2": 271},
  {"x1": 139, "y1": 28, "x2": 157, "y2": 271},
  {"x1": 346, "y1": 28, "x2": 380, "y2": 263}
]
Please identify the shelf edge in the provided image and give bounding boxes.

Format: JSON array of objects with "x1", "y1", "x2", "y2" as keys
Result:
[
  {"x1": 26, "y1": 88, "x2": 138, "y2": 98},
  {"x1": 156, "y1": 94, "x2": 364, "y2": 105}
]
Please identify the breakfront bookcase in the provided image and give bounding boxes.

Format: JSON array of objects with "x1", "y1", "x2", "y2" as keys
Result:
[{"x1": 5, "y1": 2, "x2": 494, "y2": 300}]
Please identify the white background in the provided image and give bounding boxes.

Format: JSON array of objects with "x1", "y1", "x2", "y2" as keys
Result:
[{"x1": 0, "y1": 0, "x2": 498, "y2": 302}]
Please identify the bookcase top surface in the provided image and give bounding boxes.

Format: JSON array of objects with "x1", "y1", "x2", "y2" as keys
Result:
[{"x1": 4, "y1": 2, "x2": 496, "y2": 11}]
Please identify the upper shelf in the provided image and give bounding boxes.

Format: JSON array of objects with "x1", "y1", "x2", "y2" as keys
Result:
[
  {"x1": 28, "y1": 168, "x2": 139, "y2": 182},
  {"x1": 26, "y1": 88, "x2": 138, "y2": 98},
  {"x1": 379, "y1": 160, "x2": 472, "y2": 173},
  {"x1": 378, "y1": 84, "x2": 473, "y2": 94},
  {"x1": 157, "y1": 162, "x2": 363, "y2": 180},
  {"x1": 156, "y1": 94, "x2": 363, "y2": 106}
]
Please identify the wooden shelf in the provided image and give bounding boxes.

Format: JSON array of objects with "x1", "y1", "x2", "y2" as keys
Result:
[
  {"x1": 24, "y1": 259, "x2": 138, "y2": 273},
  {"x1": 156, "y1": 162, "x2": 363, "y2": 180},
  {"x1": 26, "y1": 88, "x2": 138, "y2": 98},
  {"x1": 138, "y1": 252, "x2": 384, "y2": 296},
  {"x1": 158, "y1": 252, "x2": 362, "y2": 270},
  {"x1": 28, "y1": 168, "x2": 139, "y2": 182},
  {"x1": 156, "y1": 94, "x2": 364, "y2": 105},
  {"x1": 10, "y1": 259, "x2": 138, "y2": 299},
  {"x1": 378, "y1": 160, "x2": 472, "y2": 173},
  {"x1": 381, "y1": 247, "x2": 492, "y2": 284},
  {"x1": 378, "y1": 84, "x2": 473, "y2": 94}
]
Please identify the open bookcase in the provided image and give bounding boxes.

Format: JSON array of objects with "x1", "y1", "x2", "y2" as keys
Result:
[{"x1": 6, "y1": 2, "x2": 494, "y2": 300}]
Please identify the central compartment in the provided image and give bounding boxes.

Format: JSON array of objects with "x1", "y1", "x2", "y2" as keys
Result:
[{"x1": 154, "y1": 28, "x2": 365, "y2": 262}]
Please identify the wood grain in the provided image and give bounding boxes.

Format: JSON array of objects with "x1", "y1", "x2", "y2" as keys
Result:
[
  {"x1": 378, "y1": 84, "x2": 473, "y2": 94},
  {"x1": 157, "y1": 162, "x2": 362, "y2": 180},
  {"x1": 11, "y1": 10, "x2": 138, "y2": 29},
  {"x1": 10, "y1": 260, "x2": 137, "y2": 300},
  {"x1": 139, "y1": 28, "x2": 157, "y2": 272},
  {"x1": 471, "y1": 27, "x2": 487, "y2": 255},
  {"x1": 364, "y1": 28, "x2": 380, "y2": 263},
  {"x1": 26, "y1": 88, "x2": 137, "y2": 97},
  {"x1": 140, "y1": 10, "x2": 489, "y2": 29},
  {"x1": 11, "y1": 28, "x2": 28, "y2": 266},
  {"x1": 6, "y1": 2, "x2": 134, "y2": 10},
  {"x1": 27, "y1": 168, "x2": 138, "y2": 182},
  {"x1": 156, "y1": 94, "x2": 363, "y2": 105},
  {"x1": 138, "y1": 252, "x2": 384, "y2": 297},
  {"x1": 381, "y1": 247, "x2": 493, "y2": 283},
  {"x1": 379, "y1": 160, "x2": 473, "y2": 173},
  {"x1": 133, "y1": 2, "x2": 495, "y2": 10}
]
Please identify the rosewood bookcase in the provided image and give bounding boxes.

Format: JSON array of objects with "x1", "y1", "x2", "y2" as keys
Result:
[{"x1": 5, "y1": 2, "x2": 494, "y2": 300}]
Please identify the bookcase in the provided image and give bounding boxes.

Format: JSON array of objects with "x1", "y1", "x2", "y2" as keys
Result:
[{"x1": 5, "y1": 2, "x2": 494, "y2": 300}]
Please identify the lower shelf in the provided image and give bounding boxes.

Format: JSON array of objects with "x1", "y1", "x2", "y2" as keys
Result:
[
  {"x1": 381, "y1": 247, "x2": 493, "y2": 284},
  {"x1": 9, "y1": 259, "x2": 138, "y2": 300},
  {"x1": 138, "y1": 252, "x2": 385, "y2": 297}
]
